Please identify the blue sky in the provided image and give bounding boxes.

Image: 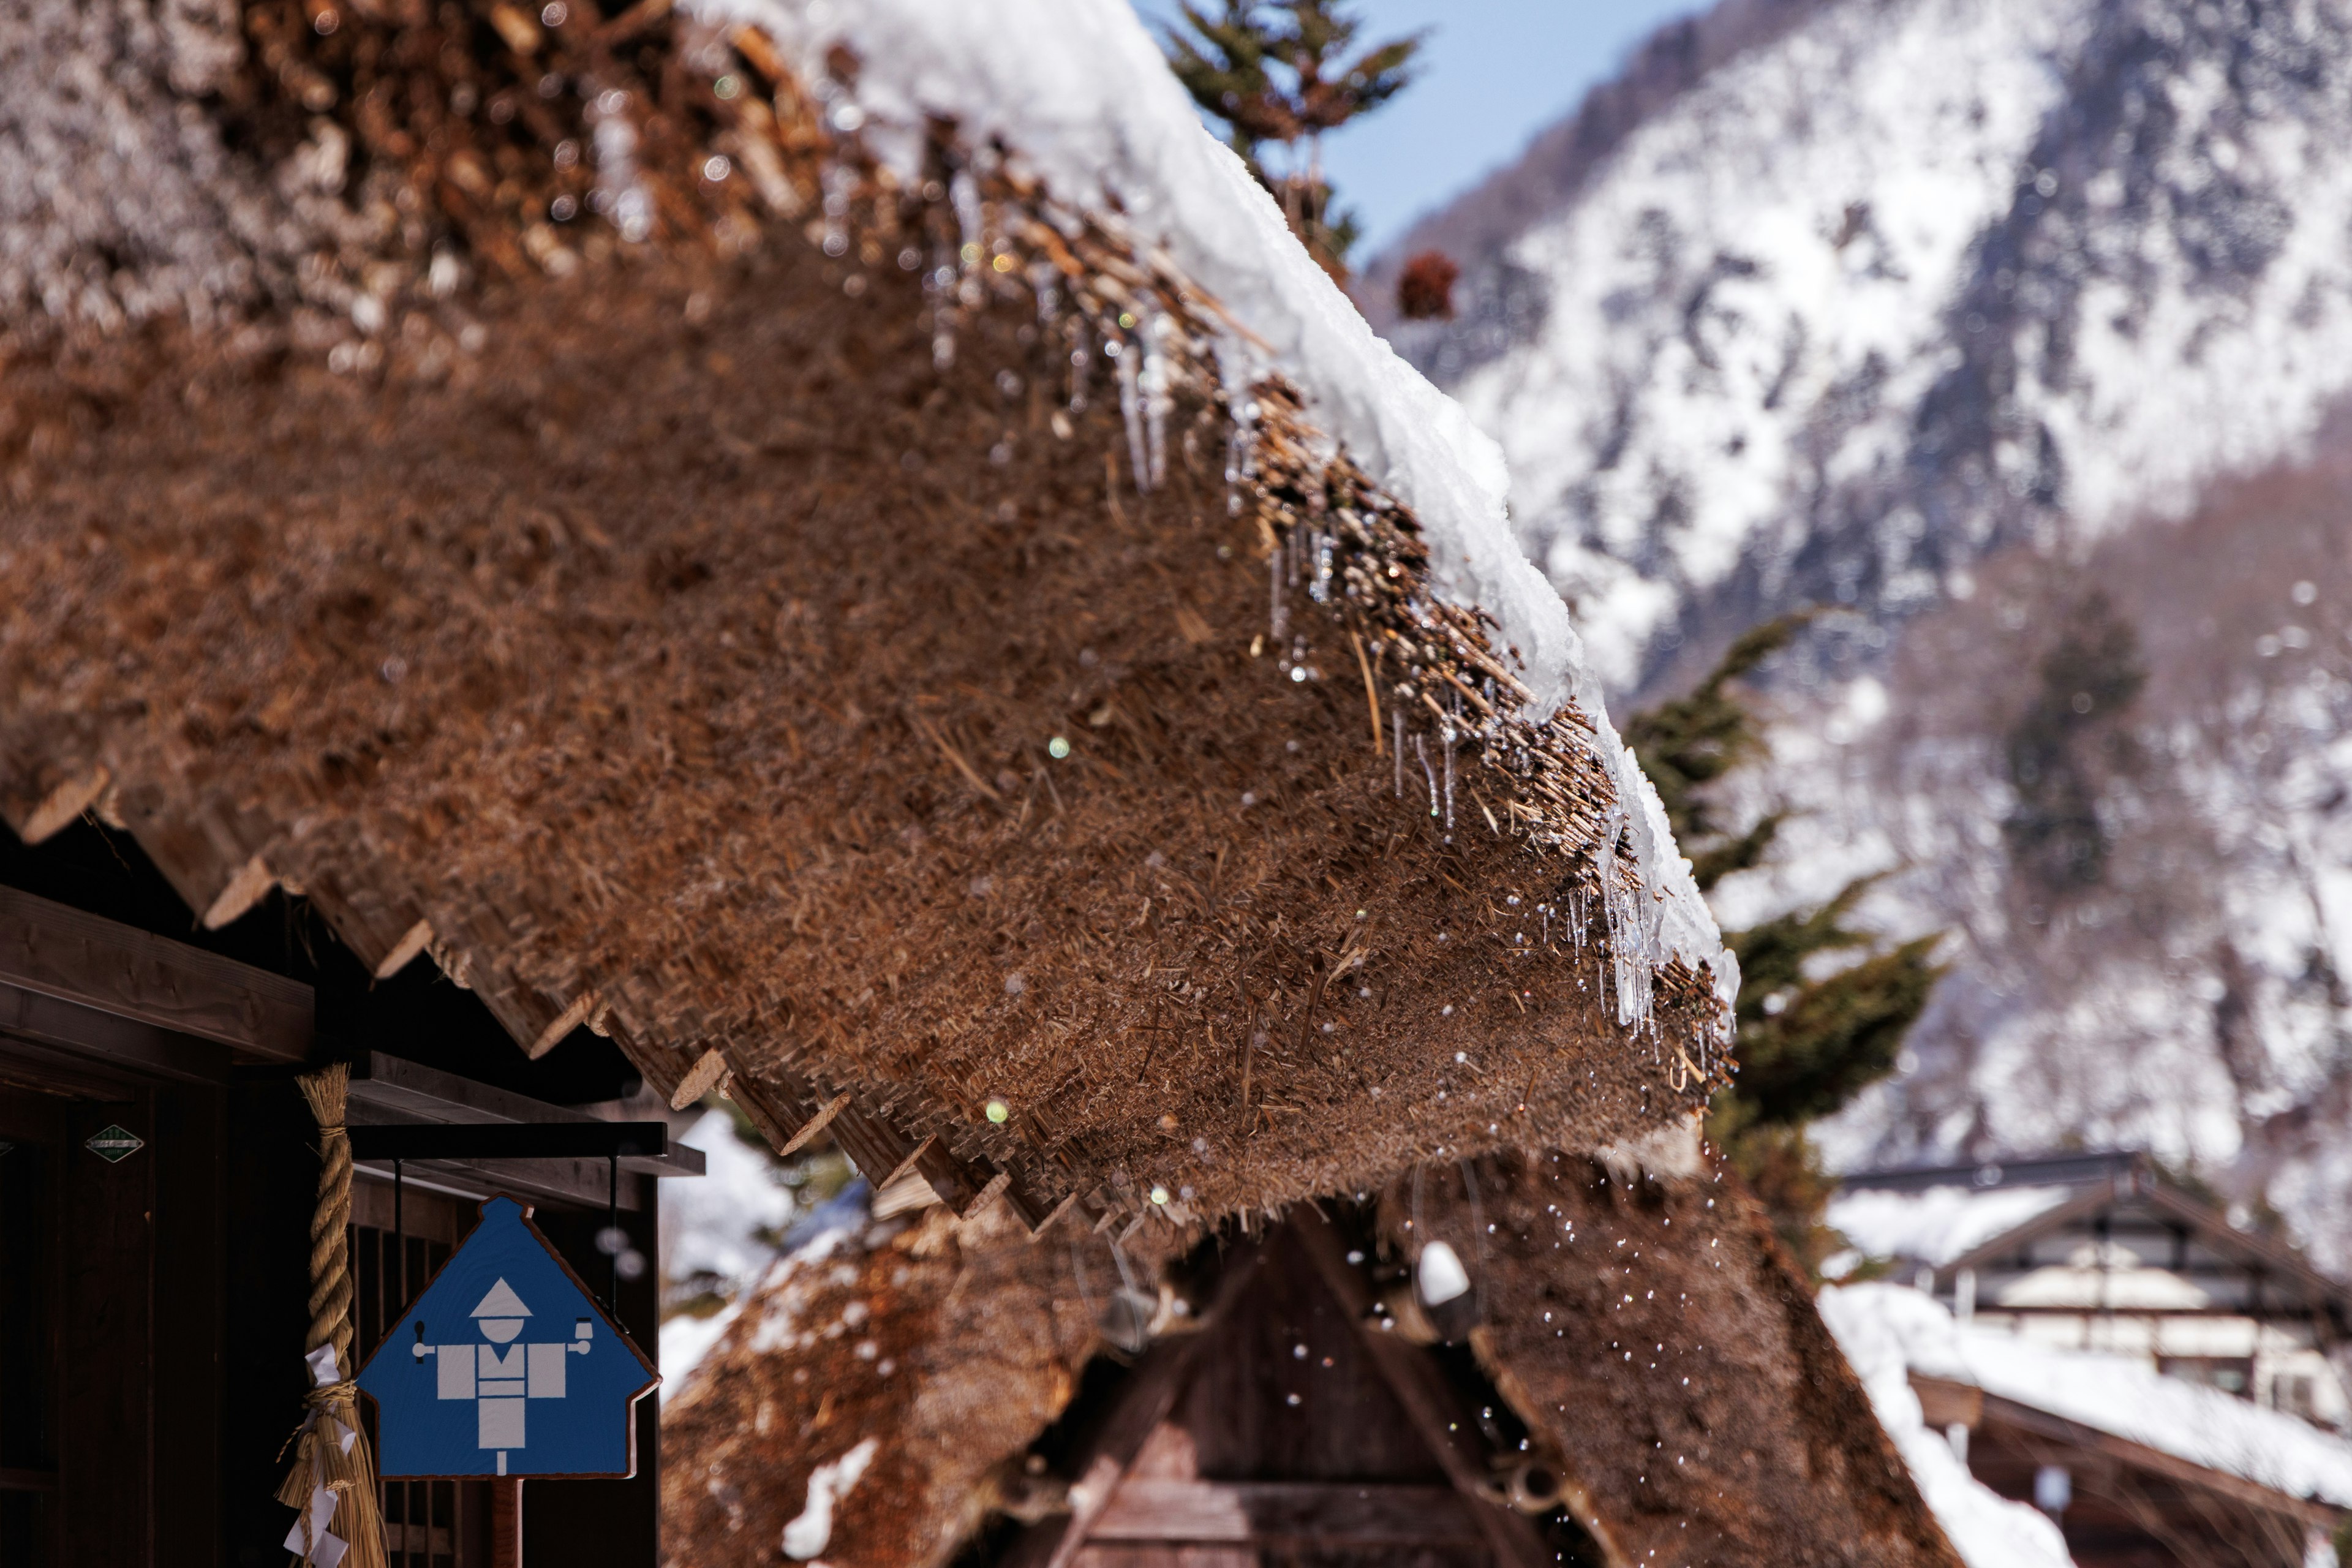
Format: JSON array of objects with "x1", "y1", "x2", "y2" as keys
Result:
[{"x1": 1129, "y1": 1, "x2": 1711, "y2": 256}]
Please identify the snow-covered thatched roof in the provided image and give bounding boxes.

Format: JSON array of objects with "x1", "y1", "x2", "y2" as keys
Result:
[{"x1": 0, "y1": 0, "x2": 1733, "y2": 1233}]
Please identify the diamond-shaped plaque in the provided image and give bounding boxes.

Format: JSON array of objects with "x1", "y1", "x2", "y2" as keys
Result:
[{"x1": 85, "y1": 1124, "x2": 144, "y2": 1163}]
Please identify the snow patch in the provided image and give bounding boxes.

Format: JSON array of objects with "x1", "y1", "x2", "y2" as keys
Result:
[
  {"x1": 1818, "y1": 1286, "x2": 2079, "y2": 1568},
  {"x1": 658, "y1": 1300, "x2": 739, "y2": 1399},
  {"x1": 781, "y1": 1436, "x2": 879, "y2": 1560},
  {"x1": 1826, "y1": 1184, "x2": 2075, "y2": 1268}
]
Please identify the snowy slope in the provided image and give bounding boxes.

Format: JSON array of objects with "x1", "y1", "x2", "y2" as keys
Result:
[
  {"x1": 1419, "y1": 0, "x2": 2352, "y2": 698},
  {"x1": 1388, "y1": 0, "x2": 2352, "y2": 1268}
]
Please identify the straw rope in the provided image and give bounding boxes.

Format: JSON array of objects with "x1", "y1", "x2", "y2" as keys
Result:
[{"x1": 276, "y1": 1063, "x2": 388, "y2": 1568}]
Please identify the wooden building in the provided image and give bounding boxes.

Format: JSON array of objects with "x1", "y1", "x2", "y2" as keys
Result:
[
  {"x1": 665, "y1": 1144, "x2": 1967, "y2": 1568},
  {"x1": 1830, "y1": 1155, "x2": 2352, "y2": 1567},
  {"x1": 1832, "y1": 1153, "x2": 2352, "y2": 1425},
  {"x1": 1909, "y1": 1369, "x2": 2342, "y2": 1568},
  {"x1": 0, "y1": 816, "x2": 701, "y2": 1566}
]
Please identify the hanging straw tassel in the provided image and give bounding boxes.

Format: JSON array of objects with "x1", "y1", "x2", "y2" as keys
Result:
[{"x1": 275, "y1": 1063, "x2": 390, "y2": 1568}]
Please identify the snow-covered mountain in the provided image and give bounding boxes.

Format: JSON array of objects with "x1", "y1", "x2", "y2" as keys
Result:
[
  {"x1": 1397, "y1": 0, "x2": 2352, "y2": 696},
  {"x1": 1387, "y1": 0, "x2": 2352, "y2": 1265}
]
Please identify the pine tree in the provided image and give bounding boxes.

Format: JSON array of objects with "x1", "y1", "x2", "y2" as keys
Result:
[
  {"x1": 2002, "y1": 590, "x2": 2146, "y2": 895},
  {"x1": 1626, "y1": 622, "x2": 1944, "y2": 1276},
  {"x1": 1161, "y1": 1, "x2": 1423, "y2": 275}
]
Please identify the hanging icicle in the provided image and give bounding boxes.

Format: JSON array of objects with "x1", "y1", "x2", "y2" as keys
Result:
[
  {"x1": 1441, "y1": 717, "x2": 1456, "y2": 832},
  {"x1": 1114, "y1": 339, "x2": 1148, "y2": 494},
  {"x1": 1140, "y1": 309, "x2": 1171, "y2": 489},
  {"x1": 1269, "y1": 546, "x2": 1289, "y2": 641}
]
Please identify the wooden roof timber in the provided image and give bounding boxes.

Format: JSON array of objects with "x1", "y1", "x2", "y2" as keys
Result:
[
  {"x1": 1910, "y1": 1372, "x2": 2345, "y2": 1528},
  {"x1": 1945, "y1": 1175, "x2": 2352, "y2": 1330},
  {"x1": 0, "y1": 883, "x2": 311, "y2": 1066},
  {"x1": 1001, "y1": 1213, "x2": 1564, "y2": 1568}
]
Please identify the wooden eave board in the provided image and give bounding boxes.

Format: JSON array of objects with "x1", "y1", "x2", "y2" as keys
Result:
[{"x1": 0, "y1": 883, "x2": 311, "y2": 1063}]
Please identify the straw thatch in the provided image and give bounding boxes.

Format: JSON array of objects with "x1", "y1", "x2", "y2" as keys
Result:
[
  {"x1": 0, "y1": 0, "x2": 1725, "y2": 1232},
  {"x1": 660, "y1": 1153, "x2": 1962, "y2": 1568}
]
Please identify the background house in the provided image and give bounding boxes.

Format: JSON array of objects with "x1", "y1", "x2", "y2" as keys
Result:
[{"x1": 1830, "y1": 1153, "x2": 2352, "y2": 1429}]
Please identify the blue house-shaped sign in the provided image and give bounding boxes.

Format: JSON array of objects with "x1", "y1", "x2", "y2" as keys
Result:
[{"x1": 357, "y1": 1196, "x2": 658, "y2": 1478}]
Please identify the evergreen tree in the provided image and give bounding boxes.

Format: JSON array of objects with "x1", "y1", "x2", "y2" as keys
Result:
[
  {"x1": 1626, "y1": 622, "x2": 1944, "y2": 1276},
  {"x1": 2002, "y1": 590, "x2": 2146, "y2": 895},
  {"x1": 1161, "y1": 1, "x2": 1422, "y2": 274}
]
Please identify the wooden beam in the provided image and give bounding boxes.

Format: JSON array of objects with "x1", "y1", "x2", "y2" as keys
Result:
[
  {"x1": 525, "y1": 987, "x2": 600, "y2": 1059},
  {"x1": 1002, "y1": 1239, "x2": 1267, "y2": 1568},
  {"x1": 199, "y1": 852, "x2": 277, "y2": 930},
  {"x1": 668, "y1": 1046, "x2": 731, "y2": 1109},
  {"x1": 776, "y1": 1090, "x2": 850, "y2": 1155},
  {"x1": 1091, "y1": 1480, "x2": 1482, "y2": 1545},
  {"x1": 0, "y1": 884, "x2": 311, "y2": 1063},
  {"x1": 1286, "y1": 1209, "x2": 1567, "y2": 1568},
  {"x1": 0, "y1": 981, "x2": 234, "y2": 1087},
  {"x1": 374, "y1": 917, "x2": 435, "y2": 980},
  {"x1": 17, "y1": 764, "x2": 110, "y2": 844},
  {"x1": 1967, "y1": 1382, "x2": 2343, "y2": 1527}
]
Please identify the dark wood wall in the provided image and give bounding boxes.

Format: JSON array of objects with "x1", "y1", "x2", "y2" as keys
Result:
[{"x1": 2, "y1": 818, "x2": 669, "y2": 1568}]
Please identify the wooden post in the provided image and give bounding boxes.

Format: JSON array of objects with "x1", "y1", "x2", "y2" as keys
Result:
[{"x1": 491, "y1": 1477, "x2": 525, "y2": 1567}]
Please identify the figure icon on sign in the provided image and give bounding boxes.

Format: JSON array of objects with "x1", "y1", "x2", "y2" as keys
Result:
[{"x1": 412, "y1": 1277, "x2": 592, "y2": 1474}]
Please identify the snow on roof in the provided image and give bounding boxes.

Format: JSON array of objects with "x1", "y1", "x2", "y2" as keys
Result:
[
  {"x1": 1819, "y1": 1284, "x2": 2075, "y2": 1568},
  {"x1": 690, "y1": 0, "x2": 1729, "y2": 1007},
  {"x1": 1826, "y1": 1183, "x2": 2076, "y2": 1267},
  {"x1": 1825, "y1": 1282, "x2": 2352, "y2": 1512}
]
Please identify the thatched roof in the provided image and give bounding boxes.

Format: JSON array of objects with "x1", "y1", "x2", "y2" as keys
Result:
[
  {"x1": 662, "y1": 1152, "x2": 1963, "y2": 1568},
  {"x1": 0, "y1": 0, "x2": 1730, "y2": 1231}
]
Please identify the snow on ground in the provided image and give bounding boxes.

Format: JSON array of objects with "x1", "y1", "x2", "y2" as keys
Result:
[
  {"x1": 1826, "y1": 1183, "x2": 2075, "y2": 1268},
  {"x1": 658, "y1": 1107, "x2": 796, "y2": 1395},
  {"x1": 658, "y1": 1302, "x2": 741, "y2": 1401},
  {"x1": 663, "y1": 1107, "x2": 794, "y2": 1287},
  {"x1": 684, "y1": 0, "x2": 1728, "y2": 1001},
  {"x1": 1822, "y1": 1284, "x2": 2076, "y2": 1568},
  {"x1": 1825, "y1": 1282, "x2": 2352, "y2": 1512},
  {"x1": 663, "y1": 1177, "x2": 874, "y2": 1400}
]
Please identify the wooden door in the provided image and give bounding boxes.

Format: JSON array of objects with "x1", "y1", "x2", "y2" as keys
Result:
[
  {"x1": 0, "y1": 1086, "x2": 64, "y2": 1565},
  {"x1": 0, "y1": 1074, "x2": 224, "y2": 1568}
]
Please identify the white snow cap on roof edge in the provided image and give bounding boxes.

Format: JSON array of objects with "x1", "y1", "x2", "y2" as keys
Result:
[{"x1": 688, "y1": 0, "x2": 1730, "y2": 1000}]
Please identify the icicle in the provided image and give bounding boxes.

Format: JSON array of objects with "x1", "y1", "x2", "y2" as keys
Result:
[
  {"x1": 924, "y1": 238, "x2": 957, "y2": 370},
  {"x1": 1414, "y1": 733, "x2": 1438, "y2": 818},
  {"x1": 1441, "y1": 718, "x2": 1456, "y2": 831},
  {"x1": 817, "y1": 160, "x2": 857, "y2": 260},
  {"x1": 1270, "y1": 548, "x2": 1288, "y2": 641},
  {"x1": 1140, "y1": 311, "x2": 1170, "y2": 489},
  {"x1": 590, "y1": 93, "x2": 653, "y2": 244},
  {"x1": 950, "y1": 170, "x2": 984, "y2": 272},
  {"x1": 1115, "y1": 341, "x2": 1148, "y2": 493},
  {"x1": 1224, "y1": 398, "x2": 1256, "y2": 518},
  {"x1": 1030, "y1": 262, "x2": 1060, "y2": 328},
  {"x1": 1392, "y1": 710, "x2": 1405, "y2": 797},
  {"x1": 1308, "y1": 530, "x2": 1333, "y2": 604},
  {"x1": 1068, "y1": 319, "x2": 1090, "y2": 412}
]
